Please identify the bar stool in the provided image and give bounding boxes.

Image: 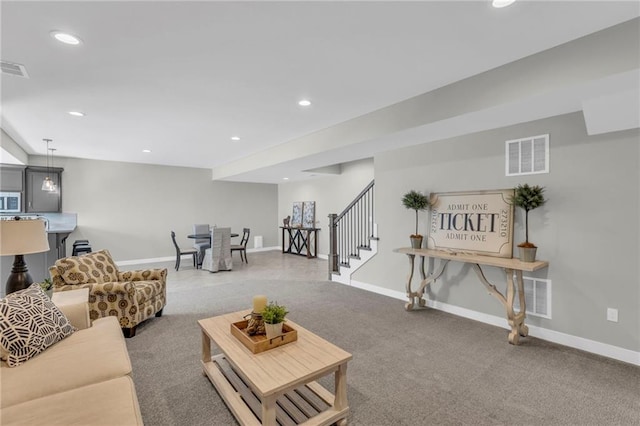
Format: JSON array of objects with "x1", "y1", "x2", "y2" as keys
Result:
[{"x1": 72, "y1": 240, "x2": 92, "y2": 256}]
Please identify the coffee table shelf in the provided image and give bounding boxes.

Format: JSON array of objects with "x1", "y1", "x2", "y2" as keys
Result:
[{"x1": 204, "y1": 354, "x2": 337, "y2": 425}]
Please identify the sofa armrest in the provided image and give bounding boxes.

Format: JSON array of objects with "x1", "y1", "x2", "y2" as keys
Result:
[
  {"x1": 118, "y1": 268, "x2": 167, "y2": 282},
  {"x1": 57, "y1": 301, "x2": 90, "y2": 330},
  {"x1": 52, "y1": 288, "x2": 90, "y2": 330}
]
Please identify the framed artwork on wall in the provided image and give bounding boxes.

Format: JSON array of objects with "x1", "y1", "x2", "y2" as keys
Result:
[
  {"x1": 291, "y1": 202, "x2": 303, "y2": 227},
  {"x1": 303, "y1": 201, "x2": 315, "y2": 228},
  {"x1": 428, "y1": 189, "x2": 515, "y2": 258}
]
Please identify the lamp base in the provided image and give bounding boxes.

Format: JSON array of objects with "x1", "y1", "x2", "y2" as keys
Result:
[{"x1": 5, "y1": 254, "x2": 34, "y2": 295}]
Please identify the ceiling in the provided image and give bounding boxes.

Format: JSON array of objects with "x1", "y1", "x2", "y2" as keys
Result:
[{"x1": 1, "y1": 1, "x2": 639, "y2": 183}]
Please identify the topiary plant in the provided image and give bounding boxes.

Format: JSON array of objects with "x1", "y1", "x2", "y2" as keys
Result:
[
  {"x1": 510, "y1": 184, "x2": 546, "y2": 247},
  {"x1": 402, "y1": 190, "x2": 430, "y2": 237},
  {"x1": 262, "y1": 301, "x2": 288, "y2": 325}
]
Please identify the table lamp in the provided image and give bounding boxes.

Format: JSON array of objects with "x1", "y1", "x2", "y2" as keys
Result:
[{"x1": 0, "y1": 217, "x2": 50, "y2": 295}]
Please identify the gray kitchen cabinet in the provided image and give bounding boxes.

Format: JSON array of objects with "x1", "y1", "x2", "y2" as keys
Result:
[
  {"x1": 0, "y1": 166, "x2": 25, "y2": 192},
  {"x1": 25, "y1": 167, "x2": 63, "y2": 212}
]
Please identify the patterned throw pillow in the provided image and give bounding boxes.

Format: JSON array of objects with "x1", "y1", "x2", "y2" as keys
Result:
[
  {"x1": 0, "y1": 283, "x2": 76, "y2": 367},
  {"x1": 55, "y1": 249, "x2": 119, "y2": 285}
]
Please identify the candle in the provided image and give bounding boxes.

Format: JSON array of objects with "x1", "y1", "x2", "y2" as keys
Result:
[{"x1": 253, "y1": 295, "x2": 267, "y2": 313}]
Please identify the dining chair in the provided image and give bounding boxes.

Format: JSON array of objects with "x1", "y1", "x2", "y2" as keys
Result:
[
  {"x1": 231, "y1": 228, "x2": 250, "y2": 263},
  {"x1": 202, "y1": 227, "x2": 232, "y2": 272},
  {"x1": 192, "y1": 223, "x2": 211, "y2": 267},
  {"x1": 171, "y1": 231, "x2": 198, "y2": 271}
]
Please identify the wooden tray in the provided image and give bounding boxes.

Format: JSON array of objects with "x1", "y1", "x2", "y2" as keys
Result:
[{"x1": 230, "y1": 320, "x2": 298, "y2": 354}]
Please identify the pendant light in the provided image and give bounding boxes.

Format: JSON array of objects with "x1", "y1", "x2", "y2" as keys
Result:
[
  {"x1": 48, "y1": 147, "x2": 58, "y2": 193},
  {"x1": 41, "y1": 139, "x2": 56, "y2": 192}
]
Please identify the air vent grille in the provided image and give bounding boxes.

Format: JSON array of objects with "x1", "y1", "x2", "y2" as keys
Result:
[
  {"x1": 505, "y1": 134, "x2": 549, "y2": 176},
  {"x1": 0, "y1": 61, "x2": 29, "y2": 78},
  {"x1": 513, "y1": 276, "x2": 552, "y2": 319}
]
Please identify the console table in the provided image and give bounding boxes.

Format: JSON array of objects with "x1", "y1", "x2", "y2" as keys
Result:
[
  {"x1": 280, "y1": 226, "x2": 320, "y2": 258},
  {"x1": 394, "y1": 247, "x2": 549, "y2": 345}
]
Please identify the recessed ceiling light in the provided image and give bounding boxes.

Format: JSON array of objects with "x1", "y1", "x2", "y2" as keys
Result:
[
  {"x1": 68, "y1": 111, "x2": 85, "y2": 117},
  {"x1": 298, "y1": 99, "x2": 311, "y2": 107},
  {"x1": 492, "y1": 0, "x2": 516, "y2": 8},
  {"x1": 283, "y1": 177, "x2": 289, "y2": 180},
  {"x1": 51, "y1": 31, "x2": 82, "y2": 45},
  {"x1": 231, "y1": 136, "x2": 240, "y2": 141},
  {"x1": 142, "y1": 149, "x2": 151, "y2": 153}
]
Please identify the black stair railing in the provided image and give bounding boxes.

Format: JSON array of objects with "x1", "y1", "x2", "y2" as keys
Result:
[{"x1": 328, "y1": 180, "x2": 375, "y2": 279}]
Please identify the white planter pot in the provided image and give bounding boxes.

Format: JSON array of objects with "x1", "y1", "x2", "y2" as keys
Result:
[{"x1": 264, "y1": 322, "x2": 283, "y2": 339}]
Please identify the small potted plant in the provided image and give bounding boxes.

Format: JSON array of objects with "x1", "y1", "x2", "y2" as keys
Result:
[
  {"x1": 510, "y1": 184, "x2": 546, "y2": 262},
  {"x1": 402, "y1": 190, "x2": 431, "y2": 249},
  {"x1": 39, "y1": 278, "x2": 54, "y2": 299},
  {"x1": 261, "y1": 301, "x2": 288, "y2": 339}
]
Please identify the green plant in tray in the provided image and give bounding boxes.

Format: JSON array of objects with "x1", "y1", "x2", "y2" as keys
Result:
[{"x1": 262, "y1": 301, "x2": 288, "y2": 324}]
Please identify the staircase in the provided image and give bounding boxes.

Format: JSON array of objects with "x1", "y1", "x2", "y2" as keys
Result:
[{"x1": 328, "y1": 180, "x2": 378, "y2": 284}]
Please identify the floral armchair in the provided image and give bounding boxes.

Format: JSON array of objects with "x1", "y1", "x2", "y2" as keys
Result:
[{"x1": 49, "y1": 249, "x2": 167, "y2": 337}]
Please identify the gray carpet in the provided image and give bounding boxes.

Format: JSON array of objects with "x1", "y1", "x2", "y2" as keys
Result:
[{"x1": 125, "y1": 252, "x2": 640, "y2": 425}]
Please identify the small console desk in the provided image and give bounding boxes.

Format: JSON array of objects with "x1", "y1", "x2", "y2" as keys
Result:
[
  {"x1": 394, "y1": 247, "x2": 549, "y2": 345},
  {"x1": 280, "y1": 226, "x2": 320, "y2": 258}
]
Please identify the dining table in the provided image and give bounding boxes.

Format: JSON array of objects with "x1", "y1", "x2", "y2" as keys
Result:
[{"x1": 187, "y1": 232, "x2": 239, "y2": 240}]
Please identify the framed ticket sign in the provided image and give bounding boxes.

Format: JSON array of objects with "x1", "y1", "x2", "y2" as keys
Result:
[{"x1": 428, "y1": 189, "x2": 515, "y2": 258}]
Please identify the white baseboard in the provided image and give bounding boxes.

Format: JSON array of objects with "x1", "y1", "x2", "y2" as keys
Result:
[
  {"x1": 115, "y1": 247, "x2": 281, "y2": 267},
  {"x1": 348, "y1": 279, "x2": 640, "y2": 366},
  {"x1": 116, "y1": 256, "x2": 176, "y2": 266}
]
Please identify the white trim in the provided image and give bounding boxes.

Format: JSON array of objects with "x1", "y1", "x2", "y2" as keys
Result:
[
  {"x1": 249, "y1": 246, "x2": 280, "y2": 253},
  {"x1": 348, "y1": 279, "x2": 639, "y2": 366},
  {"x1": 116, "y1": 256, "x2": 176, "y2": 266},
  {"x1": 114, "y1": 246, "x2": 281, "y2": 266}
]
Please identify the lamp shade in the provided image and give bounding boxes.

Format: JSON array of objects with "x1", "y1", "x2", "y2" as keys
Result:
[{"x1": 0, "y1": 219, "x2": 50, "y2": 256}]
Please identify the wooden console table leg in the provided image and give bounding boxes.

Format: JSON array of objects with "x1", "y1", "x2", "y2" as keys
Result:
[
  {"x1": 472, "y1": 265, "x2": 528, "y2": 345},
  {"x1": 508, "y1": 269, "x2": 529, "y2": 344},
  {"x1": 404, "y1": 254, "x2": 417, "y2": 310},
  {"x1": 405, "y1": 255, "x2": 448, "y2": 311}
]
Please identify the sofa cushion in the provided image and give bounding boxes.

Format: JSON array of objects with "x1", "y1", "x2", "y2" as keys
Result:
[
  {"x1": 0, "y1": 316, "x2": 132, "y2": 408},
  {"x1": 55, "y1": 249, "x2": 119, "y2": 285},
  {"x1": 0, "y1": 283, "x2": 76, "y2": 367},
  {"x1": 0, "y1": 376, "x2": 143, "y2": 426}
]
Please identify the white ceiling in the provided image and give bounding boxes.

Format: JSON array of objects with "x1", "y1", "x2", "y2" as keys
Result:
[{"x1": 1, "y1": 1, "x2": 639, "y2": 183}]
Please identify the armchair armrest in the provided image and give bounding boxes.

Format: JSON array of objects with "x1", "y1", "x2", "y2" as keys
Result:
[{"x1": 118, "y1": 268, "x2": 167, "y2": 282}]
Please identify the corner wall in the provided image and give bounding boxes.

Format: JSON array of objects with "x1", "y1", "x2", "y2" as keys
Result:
[
  {"x1": 278, "y1": 159, "x2": 374, "y2": 256},
  {"x1": 355, "y1": 111, "x2": 639, "y2": 354},
  {"x1": 41, "y1": 157, "x2": 279, "y2": 263}
]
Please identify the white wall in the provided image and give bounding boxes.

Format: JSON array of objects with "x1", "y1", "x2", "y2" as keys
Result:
[{"x1": 278, "y1": 159, "x2": 374, "y2": 256}]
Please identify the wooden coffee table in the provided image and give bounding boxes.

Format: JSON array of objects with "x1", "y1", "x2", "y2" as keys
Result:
[{"x1": 199, "y1": 310, "x2": 352, "y2": 426}]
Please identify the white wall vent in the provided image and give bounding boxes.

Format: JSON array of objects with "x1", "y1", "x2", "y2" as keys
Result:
[
  {"x1": 514, "y1": 276, "x2": 552, "y2": 319},
  {"x1": 0, "y1": 61, "x2": 29, "y2": 78},
  {"x1": 505, "y1": 134, "x2": 549, "y2": 176}
]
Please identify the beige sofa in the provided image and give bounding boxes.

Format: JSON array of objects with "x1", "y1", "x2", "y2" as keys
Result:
[{"x1": 0, "y1": 290, "x2": 143, "y2": 425}]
